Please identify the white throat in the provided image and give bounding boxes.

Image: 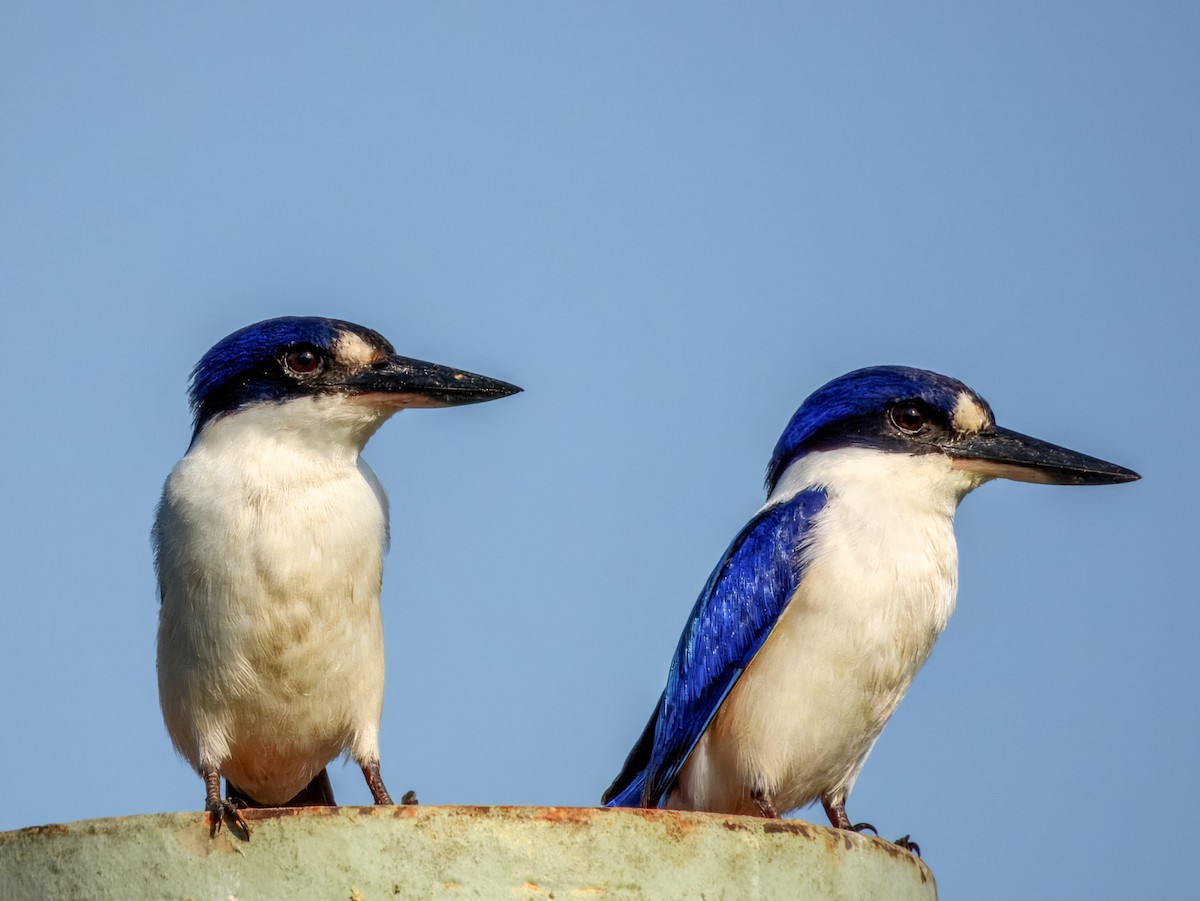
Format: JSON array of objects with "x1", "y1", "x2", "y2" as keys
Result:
[
  {"x1": 194, "y1": 394, "x2": 400, "y2": 464},
  {"x1": 767, "y1": 445, "x2": 986, "y2": 515}
]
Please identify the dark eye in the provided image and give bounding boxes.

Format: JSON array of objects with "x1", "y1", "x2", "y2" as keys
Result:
[
  {"x1": 283, "y1": 346, "x2": 323, "y2": 375},
  {"x1": 890, "y1": 403, "x2": 927, "y2": 434}
]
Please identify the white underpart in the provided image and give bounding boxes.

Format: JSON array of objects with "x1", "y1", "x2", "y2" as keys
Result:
[
  {"x1": 155, "y1": 395, "x2": 397, "y2": 805},
  {"x1": 670, "y1": 446, "x2": 989, "y2": 817}
]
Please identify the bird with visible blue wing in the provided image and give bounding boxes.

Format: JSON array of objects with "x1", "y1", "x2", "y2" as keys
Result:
[{"x1": 603, "y1": 366, "x2": 1138, "y2": 844}]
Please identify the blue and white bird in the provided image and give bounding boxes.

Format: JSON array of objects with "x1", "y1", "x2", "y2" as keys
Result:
[
  {"x1": 154, "y1": 316, "x2": 520, "y2": 833},
  {"x1": 603, "y1": 365, "x2": 1138, "y2": 836}
]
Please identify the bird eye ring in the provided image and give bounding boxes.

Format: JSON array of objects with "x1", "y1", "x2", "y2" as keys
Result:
[
  {"x1": 890, "y1": 403, "x2": 927, "y2": 434},
  {"x1": 283, "y1": 346, "x2": 323, "y2": 375}
]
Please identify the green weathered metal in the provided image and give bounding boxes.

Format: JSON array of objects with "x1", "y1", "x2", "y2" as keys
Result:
[{"x1": 0, "y1": 806, "x2": 936, "y2": 900}]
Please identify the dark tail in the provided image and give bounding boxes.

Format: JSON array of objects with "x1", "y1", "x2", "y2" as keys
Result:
[
  {"x1": 603, "y1": 771, "x2": 649, "y2": 808},
  {"x1": 226, "y1": 768, "x2": 336, "y2": 808},
  {"x1": 602, "y1": 697, "x2": 662, "y2": 807}
]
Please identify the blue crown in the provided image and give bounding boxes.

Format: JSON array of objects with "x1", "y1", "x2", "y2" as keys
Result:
[{"x1": 765, "y1": 365, "x2": 988, "y2": 491}]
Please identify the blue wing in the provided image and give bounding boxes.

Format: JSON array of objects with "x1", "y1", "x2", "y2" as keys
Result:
[{"x1": 603, "y1": 488, "x2": 827, "y2": 807}]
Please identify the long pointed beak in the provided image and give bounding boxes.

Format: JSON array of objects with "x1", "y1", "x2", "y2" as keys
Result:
[
  {"x1": 345, "y1": 354, "x2": 522, "y2": 408},
  {"x1": 947, "y1": 427, "x2": 1140, "y2": 485}
]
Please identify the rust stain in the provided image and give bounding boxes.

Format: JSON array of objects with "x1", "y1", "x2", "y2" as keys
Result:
[
  {"x1": 586, "y1": 807, "x2": 705, "y2": 840},
  {"x1": 663, "y1": 819, "x2": 702, "y2": 840},
  {"x1": 761, "y1": 820, "x2": 814, "y2": 837},
  {"x1": 4, "y1": 807, "x2": 936, "y2": 897},
  {"x1": 535, "y1": 807, "x2": 602, "y2": 827},
  {"x1": 850, "y1": 833, "x2": 928, "y2": 868},
  {"x1": 149, "y1": 803, "x2": 931, "y2": 883},
  {"x1": 862, "y1": 836, "x2": 931, "y2": 881},
  {"x1": 878, "y1": 841, "x2": 913, "y2": 862},
  {"x1": 648, "y1": 811, "x2": 702, "y2": 841},
  {"x1": 241, "y1": 805, "x2": 340, "y2": 823}
]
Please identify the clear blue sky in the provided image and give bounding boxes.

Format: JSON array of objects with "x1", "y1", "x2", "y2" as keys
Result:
[{"x1": 1, "y1": 4, "x2": 1195, "y2": 898}]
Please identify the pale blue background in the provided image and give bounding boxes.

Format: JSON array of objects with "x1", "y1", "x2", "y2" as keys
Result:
[{"x1": 1, "y1": 4, "x2": 1195, "y2": 898}]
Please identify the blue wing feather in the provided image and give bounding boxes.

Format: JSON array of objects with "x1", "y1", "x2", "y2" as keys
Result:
[{"x1": 603, "y1": 488, "x2": 827, "y2": 807}]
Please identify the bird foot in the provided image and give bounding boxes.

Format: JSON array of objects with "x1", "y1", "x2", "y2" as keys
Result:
[
  {"x1": 361, "y1": 761, "x2": 393, "y2": 805},
  {"x1": 400, "y1": 790, "x2": 419, "y2": 805},
  {"x1": 207, "y1": 797, "x2": 250, "y2": 841},
  {"x1": 203, "y1": 767, "x2": 250, "y2": 840},
  {"x1": 751, "y1": 790, "x2": 780, "y2": 818},
  {"x1": 850, "y1": 821, "x2": 877, "y2": 835},
  {"x1": 892, "y1": 834, "x2": 921, "y2": 856}
]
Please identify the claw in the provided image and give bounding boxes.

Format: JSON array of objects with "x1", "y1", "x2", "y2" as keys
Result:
[
  {"x1": 400, "y1": 790, "x2": 419, "y2": 805},
  {"x1": 207, "y1": 797, "x2": 250, "y2": 841},
  {"x1": 751, "y1": 789, "x2": 780, "y2": 818},
  {"x1": 893, "y1": 834, "x2": 921, "y2": 856},
  {"x1": 850, "y1": 821, "x2": 878, "y2": 835},
  {"x1": 202, "y1": 767, "x2": 250, "y2": 840}
]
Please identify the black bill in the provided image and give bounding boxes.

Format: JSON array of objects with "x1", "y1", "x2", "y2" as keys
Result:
[
  {"x1": 346, "y1": 354, "x2": 522, "y2": 408},
  {"x1": 946, "y1": 426, "x2": 1140, "y2": 486}
]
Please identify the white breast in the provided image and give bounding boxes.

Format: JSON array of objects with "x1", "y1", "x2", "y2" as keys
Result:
[
  {"x1": 155, "y1": 398, "x2": 393, "y2": 804},
  {"x1": 673, "y1": 447, "x2": 980, "y2": 816}
]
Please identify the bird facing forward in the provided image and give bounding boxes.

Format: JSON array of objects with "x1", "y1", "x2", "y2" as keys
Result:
[
  {"x1": 603, "y1": 365, "x2": 1138, "y2": 838},
  {"x1": 154, "y1": 316, "x2": 520, "y2": 833}
]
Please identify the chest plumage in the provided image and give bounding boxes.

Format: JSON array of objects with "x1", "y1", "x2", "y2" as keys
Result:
[
  {"x1": 673, "y1": 448, "x2": 965, "y2": 815},
  {"x1": 155, "y1": 402, "x2": 391, "y2": 804}
]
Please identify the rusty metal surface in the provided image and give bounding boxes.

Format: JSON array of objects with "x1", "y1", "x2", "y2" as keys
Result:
[{"x1": 0, "y1": 806, "x2": 937, "y2": 900}]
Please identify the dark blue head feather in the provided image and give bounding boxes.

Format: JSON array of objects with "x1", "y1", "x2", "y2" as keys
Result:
[
  {"x1": 765, "y1": 365, "x2": 990, "y2": 492},
  {"x1": 188, "y1": 316, "x2": 391, "y2": 435}
]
